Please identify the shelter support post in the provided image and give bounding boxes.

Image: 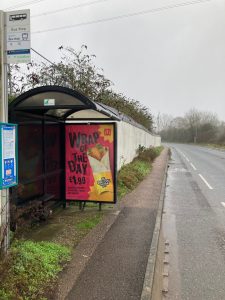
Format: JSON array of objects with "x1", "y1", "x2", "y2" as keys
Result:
[{"x1": 0, "y1": 10, "x2": 10, "y2": 255}]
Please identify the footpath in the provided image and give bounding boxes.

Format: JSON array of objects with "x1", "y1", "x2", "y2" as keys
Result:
[{"x1": 54, "y1": 148, "x2": 169, "y2": 300}]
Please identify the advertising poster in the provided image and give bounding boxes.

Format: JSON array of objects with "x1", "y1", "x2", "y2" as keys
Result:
[{"x1": 65, "y1": 123, "x2": 116, "y2": 203}]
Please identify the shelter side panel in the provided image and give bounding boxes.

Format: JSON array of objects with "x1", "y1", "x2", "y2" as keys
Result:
[{"x1": 65, "y1": 123, "x2": 115, "y2": 203}]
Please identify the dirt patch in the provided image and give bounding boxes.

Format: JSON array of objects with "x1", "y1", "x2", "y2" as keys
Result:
[{"x1": 19, "y1": 203, "x2": 111, "y2": 248}]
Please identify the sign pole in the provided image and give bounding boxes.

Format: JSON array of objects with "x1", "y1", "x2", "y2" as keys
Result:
[
  {"x1": 0, "y1": 9, "x2": 29, "y2": 254},
  {"x1": 0, "y1": 8, "x2": 30, "y2": 254},
  {"x1": 0, "y1": 10, "x2": 10, "y2": 254},
  {"x1": 0, "y1": 11, "x2": 7, "y2": 122}
]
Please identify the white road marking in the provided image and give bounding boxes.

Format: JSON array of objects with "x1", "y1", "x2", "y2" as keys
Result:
[
  {"x1": 180, "y1": 151, "x2": 190, "y2": 162},
  {"x1": 190, "y1": 163, "x2": 197, "y2": 170},
  {"x1": 198, "y1": 174, "x2": 213, "y2": 190},
  {"x1": 178, "y1": 150, "x2": 196, "y2": 170},
  {"x1": 221, "y1": 202, "x2": 225, "y2": 208}
]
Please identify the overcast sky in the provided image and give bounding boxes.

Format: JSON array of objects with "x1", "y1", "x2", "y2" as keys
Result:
[{"x1": 2, "y1": 0, "x2": 225, "y2": 120}]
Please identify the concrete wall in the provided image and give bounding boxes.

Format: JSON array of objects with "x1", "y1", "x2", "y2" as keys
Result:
[
  {"x1": 66, "y1": 119, "x2": 161, "y2": 170},
  {"x1": 117, "y1": 121, "x2": 161, "y2": 169},
  {"x1": 68, "y1": 111, "x2": 161, "y2": 170}
]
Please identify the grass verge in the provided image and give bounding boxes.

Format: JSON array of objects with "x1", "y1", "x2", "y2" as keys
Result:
[
  {"x1": 0, "y1": 211, "x2": 104, "y2": 299},
  {"x1": 118, "y1": 146, "x2": 163, "y2": 199},
  {"x1": 198, "y1": 143, "x2": 225, "y2": 150},
  {"x1": 0, "y1": 240, "x2": 70, "y2": 300},
  {"x1": 76, "y1": 214, "x2": 103, "y2": 230}
]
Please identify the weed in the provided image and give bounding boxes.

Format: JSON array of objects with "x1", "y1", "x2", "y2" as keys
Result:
[
  {"x1": 76, "y1": 214, "x2": 103, "y2": 230},
  {"x1": 0, "y1": 240, "x2": 70, "y2": 299}
]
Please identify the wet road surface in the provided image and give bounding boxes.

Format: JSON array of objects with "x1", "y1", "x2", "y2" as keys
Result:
[{"x1": 163, "y1": 144, "x2": 225, "y2": 300}]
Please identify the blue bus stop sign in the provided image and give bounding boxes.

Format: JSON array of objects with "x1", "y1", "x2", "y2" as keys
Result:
[{"x1": 0, "y1": 123, "x2": 18, "y2": 189}]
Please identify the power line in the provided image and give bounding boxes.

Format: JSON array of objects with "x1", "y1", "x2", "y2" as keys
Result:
[
  {"x1": 31, "y1": 47, "x2": 55, "y2": 65},
  {"x1": 32, "y1": 0, "x2": 107, "y2": 18},
  {"x1": 5, "y1": 0, "x2": 45, "y2": 11},
  {"x1": 32, "y1": 0, "x2": 213, "y2": 34},
  {"x1": 31, "y1": 47, "x2": 70, "y2": 81},
  {"x1": 4, "y1": 0, "x2": 81, "y2": 11}
]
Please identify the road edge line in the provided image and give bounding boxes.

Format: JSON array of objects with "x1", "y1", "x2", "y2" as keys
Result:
[
  {"x1": 198, "y1": 173, "x2": 213, "y2": 190},
  {"x1": 141, "y1": 150, "x2": 169, "y2": 300}
]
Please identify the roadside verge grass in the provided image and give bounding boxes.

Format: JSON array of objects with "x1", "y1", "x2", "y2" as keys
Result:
[
  {"x1": 76, "y1": 214, "x2": 102, "y2": 230},
  {"x1": 118, "y1": 146, "x2": 163, "y2": 199},
  {"x1": 198, "y1": 143, "x2": 225, "y2": 150},
  {"x1": 0, "y1": 240, "x2": 70, "y2": 300}
]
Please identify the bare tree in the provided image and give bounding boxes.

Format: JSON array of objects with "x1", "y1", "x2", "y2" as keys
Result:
[
  {"x1": 154, "y1": 113, "x2": 173, "y2": 133},
  {"x1": 159, "y1": 108, "x2": 221, "y2": 144}
]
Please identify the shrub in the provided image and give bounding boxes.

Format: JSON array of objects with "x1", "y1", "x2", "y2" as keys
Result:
[
  {"x1": 117, "y1": 146, "x2": 163, "y2": 199},
  {"x1": 137, "y1": 145, "x2": 163, "y2": 162}
]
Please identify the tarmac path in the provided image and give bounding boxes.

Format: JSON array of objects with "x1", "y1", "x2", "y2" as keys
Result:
[{"x1": 65, "y1": 149, "x2": 168, "y2": 300}]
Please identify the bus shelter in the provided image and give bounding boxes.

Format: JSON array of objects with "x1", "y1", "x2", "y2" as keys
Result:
[{"x1": 9, "y1": 86, "x2": 119, "y2": 206}]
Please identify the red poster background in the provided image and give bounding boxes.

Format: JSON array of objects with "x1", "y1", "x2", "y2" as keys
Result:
[{"x1": 65, "y1": 124, "x2": 115, "y2": 202}]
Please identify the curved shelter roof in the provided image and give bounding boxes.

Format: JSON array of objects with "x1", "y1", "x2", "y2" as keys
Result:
[{"x1": 9, "y1": 85, "x2": 120, "y2": 121}]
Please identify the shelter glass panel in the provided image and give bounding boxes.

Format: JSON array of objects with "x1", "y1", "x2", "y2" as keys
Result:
[
  {"x1": 16, "y1": 92, "x2": 85, "y2": 108},
  {"x1": 18, "y1": 120, "x2": 44, "y2": 202},
  {"x1": 46, "y1": 109, "x2": 71, "y2": 118},
  {"x1": 44, "y1": 122, "x2": 62, "y2": 199}
]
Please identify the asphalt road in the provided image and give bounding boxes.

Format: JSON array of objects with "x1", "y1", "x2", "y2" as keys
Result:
[{"x1": 163, "y1": 144, "x2": 225, "y2": 300}]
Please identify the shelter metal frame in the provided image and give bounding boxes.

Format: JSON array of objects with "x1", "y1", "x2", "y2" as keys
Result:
[{"x1": 9, "y1": 85, "x2": 120, "y2": 207}]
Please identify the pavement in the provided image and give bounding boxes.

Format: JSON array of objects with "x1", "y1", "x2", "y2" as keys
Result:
[
  {"x1": 163, "y1": 144, "x2": 225, "y2": 300},
  {"x1": 53, "y1": 148, "x2": 169, "y2": 300}
]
